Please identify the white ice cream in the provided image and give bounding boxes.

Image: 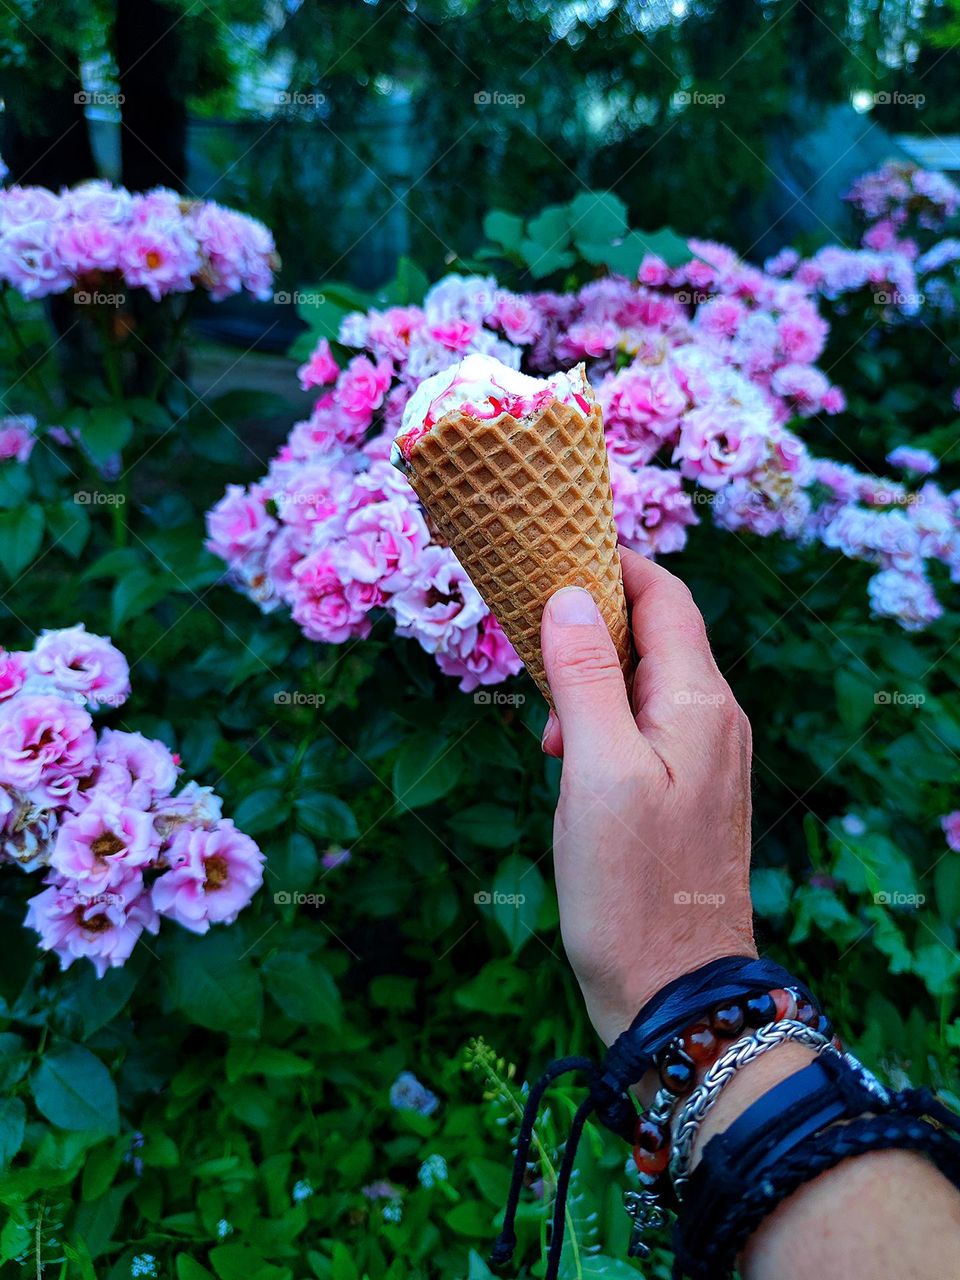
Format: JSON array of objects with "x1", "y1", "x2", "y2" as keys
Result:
[{"x1": 392, "y1": 353, "x2": 592, "y2": 469}]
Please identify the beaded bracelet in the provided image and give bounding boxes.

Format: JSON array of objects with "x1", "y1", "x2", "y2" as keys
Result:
[
  {"x1": 632, "y1": 985, "x2": 832, "y2": 1187},
  {"x1": 669, "y1": 1019, "x2": 831, "y2": 1195}
]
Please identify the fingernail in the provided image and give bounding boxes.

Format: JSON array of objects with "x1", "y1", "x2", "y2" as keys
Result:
[
  {"x1": 549, "y1": 587, "x2": 600, "y2": 625},
  {"x1": 541, "y1": 710, "x2": 556, "y2": 749}
]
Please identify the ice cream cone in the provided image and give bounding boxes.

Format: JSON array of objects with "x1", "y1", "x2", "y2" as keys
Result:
[{"x1": 403, "y1": 398, "x2": 633, "y2": 706}]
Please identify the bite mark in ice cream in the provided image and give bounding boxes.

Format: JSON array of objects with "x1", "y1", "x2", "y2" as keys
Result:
[{"x1": 392, "y1": 353, "x2": 594, "y2": 469}]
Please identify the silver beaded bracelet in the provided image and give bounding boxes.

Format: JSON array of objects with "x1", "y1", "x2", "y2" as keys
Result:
[{"x1": 669, "y1": 1019, "x2": 831, "y2": 1197}]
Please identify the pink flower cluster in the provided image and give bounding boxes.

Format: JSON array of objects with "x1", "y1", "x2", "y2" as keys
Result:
[
  {"x1": 207, "y1": 162, "x2": 960, "y2": 688},
  {"x1": 0, "y1": 413, "x2": 37, "y2": 465},
  {"x1": 0, "y1": 180, "x2": 278, "y2": 302},
  {"x1": 846, "y1": 160, "x2": 960, "y2": 232},
  {"x1": 0, "y1": 625, "x2": 264, "y2": 975}
]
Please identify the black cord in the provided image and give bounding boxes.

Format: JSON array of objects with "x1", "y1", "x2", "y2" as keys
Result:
[{"x1": 490, "y1": 954, "x2": 813, "y2": 1274}]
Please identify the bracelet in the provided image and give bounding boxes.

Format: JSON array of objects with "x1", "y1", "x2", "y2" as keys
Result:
[
  {"x1": 674, "y1": 1050, "x2": 890, "y2": 1262},
  {"x1": 669, "y1": 1019, "x2": 831, "y2": 1195},
  {"x1": 672, "y1": 1109, "x2": 960, "y2": 1280},
  {"x1": 490, "y1": 956, "x2": 827, "y2": 1280}
]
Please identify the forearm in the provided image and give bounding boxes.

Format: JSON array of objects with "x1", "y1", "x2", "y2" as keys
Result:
[{"x1": 688, "y1": 1043, "x2": 960, "y2": 1280}]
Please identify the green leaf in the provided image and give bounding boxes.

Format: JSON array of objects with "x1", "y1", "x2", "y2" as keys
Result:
[
  {"x1": 0, "y1": 1098, "x2": 25, "y2": 1166},
  {"x1": 935, "y1": 856, "x2": 960, "y2": 921},
  {"x1": 31, "y1": 1044, "x2": 119, "y2": 1133},
  {"x1": 487, "y1": 855, "x2": 546, "y2": 954},
  {"x1": 567, "y1": 190, "x2": 628, "y2": 241},
  {"x1": 82, "y1": 405, "x2": 133, "y2": 463},
  {"x1": 448, "y1": 803, "x2": 521, "y2": 848},
  {"x1": 233, "y1": 788, "x2": 288, "y2": 836},
  {"x1": 380, "y1": 256, "x2": 430, "y2": 305},
  {"x1": 45, "y1": 499, "x2": 90, "y2": 558},
  {"x1": 294, "y1": 792, "x2": 358, "y2": 841},
  {"x1": 392, "y1": 731, "x2": 463, "y2": 809},
  {"x1": 262, "y1": 952, "x2": 342, "y2": 1027},
  {"x1": 526, "y1": 203, "x2": 571, "y2": 247},
  {"x1": 519, "y1": 239, "x2": 576, "y2": 278},
  {"x1": 751, "y1": 867, "x2": 793, "y2": 918},
  {"x1": 913, "y1": 938, "x2": 960, "y2": 997},
  {"x1": 467, "y1": 1249, "x2": 495, "y2": 1279},
  {"x1": 111, "y1": 569, "x2": 170, "y2": 630},
  {"x1": 177, "y1": 1258, "x2": 216, "y2": 1280},
  {"x1": 445, "y1": 1200, "x2": 493, "y2": 1236},
  {"x1": 0, "y1": 503, "x2": 44, "y2": 579},
  {"x1": 168, "y1": 932, "x2": 263, "y2": 1035},
  {"x1": 835, "y1": 668, "x2": 876, "y2": 732},
  {"x1": 210, "y1": 1243, "x2": 292, "y2": 1280},
  {"x1": 482, "y1": 210, "x2": 525, "y2": 253},
  {"x1": 73, "y1": 1182, "x2": 129, "y2": 1258}
]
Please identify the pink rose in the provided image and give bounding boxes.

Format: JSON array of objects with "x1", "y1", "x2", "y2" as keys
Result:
[
  {"x1": 290, "y1": 549, "x2": 373, "y2": 643},
  {"x1": 152, "y1": 819, "x2": 264, "y2": 933},
  {"x1": 50, "y1": 792, "x2": 160, "y2": 887},
  {"x1": 0, "y1": 414, "x2": 37, "y2": 464},
  {"x1": 25, "y1": 870, "x2": 159, "y2": 977},
  {"x1": 0, "y1": 694, "x2": 95, "y2": 802},
  {"x1": 390, "y1": 546, "x2": 486, "y2": 654},
  {"x1": 335, "y1": 356, "x2": 393, "y2": 422},
  {"x1": 298, "y1": 338, "x2": 340, "y2": 390},
  {"x1": 672, "y1": 407, "x2": 766, "y2": 491},
  {"x1": 30, "y1": 624, "x2": 130, "y2": 708},
  {"x1": 206, "y1": 484, "x2": 277, "y2": 563}
]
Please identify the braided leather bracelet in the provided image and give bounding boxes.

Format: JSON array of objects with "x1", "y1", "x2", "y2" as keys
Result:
[{"x1": 672, "y1": 1110, "x2": 960, "y2": 1280}]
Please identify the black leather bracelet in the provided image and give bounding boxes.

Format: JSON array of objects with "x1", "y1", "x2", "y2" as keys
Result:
[
  {"x1": 673, "y1": 1109, "x2": 960, "y2": 1280},
  {"x1": 675, "y1": 1051, "x2": 887, "y2": 1259}
]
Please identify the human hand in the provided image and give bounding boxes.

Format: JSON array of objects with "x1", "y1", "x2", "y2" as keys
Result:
[{"x1": 540, "y1": 549, "x2": 757, "y2": 1046}]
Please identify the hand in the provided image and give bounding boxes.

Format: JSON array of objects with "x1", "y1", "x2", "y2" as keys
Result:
[{"x1": 540, "y1": 549, "x2": 757, "y2": 1046}]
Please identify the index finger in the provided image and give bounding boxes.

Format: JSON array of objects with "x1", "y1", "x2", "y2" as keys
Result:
[{"x1": 619, "y1": 547, "x2": 724, "y2": 707}]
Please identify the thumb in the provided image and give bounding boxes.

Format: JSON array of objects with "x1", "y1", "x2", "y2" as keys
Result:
[{"x1": 541, "y1": 587, "x2": 637, "y2": 762}]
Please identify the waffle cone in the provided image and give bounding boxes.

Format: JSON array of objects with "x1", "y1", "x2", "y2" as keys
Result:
[{"x1": 405, "y1": 399, "x2": 633, "y2": 706}]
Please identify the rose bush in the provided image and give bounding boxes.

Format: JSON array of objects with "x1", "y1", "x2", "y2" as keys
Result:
[{"x1": 0, "y1": 162, "x2": 959, "y2": 1279}]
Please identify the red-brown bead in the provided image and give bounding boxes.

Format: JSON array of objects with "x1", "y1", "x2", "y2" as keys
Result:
[
  {"x1": 795, "y1": 995, "x2": 818, "y2": 1027},
  {"x1": 682, "y1": 1022, "x2": 719, "y2": 1065},
  {"x1": 659, "y1": 1051, "x2": 696, "y2": 1095},
  {"x1": 633, "y1": 1142, "x2": 670, "y2": 1176},
  {"x1": 709, "y1": 1002, "x2": 745, "y2": 1038},
  {"x1": 770, "y1": 987, "x2": 798, "y2": 1021}
]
